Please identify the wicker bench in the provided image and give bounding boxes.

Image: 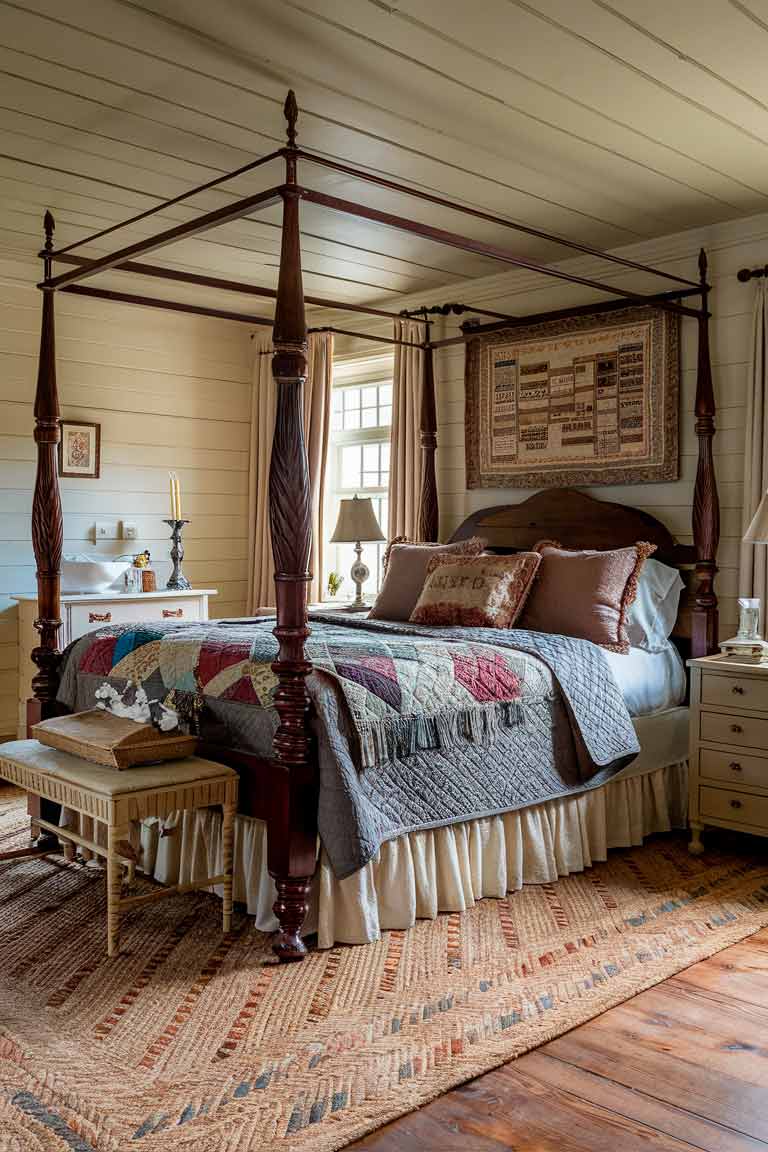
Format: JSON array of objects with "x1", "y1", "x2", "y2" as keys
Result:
[{"x1": 0, "y1": 739, "x2": 238, "y2": 957}]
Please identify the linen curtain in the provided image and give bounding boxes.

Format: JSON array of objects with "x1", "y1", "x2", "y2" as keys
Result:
[
  {"x1": 388, "y1": 318, "x2": 427, "y2": 541},
  {"x1": 247, "y1": 330, "x2": 333, "y2": 613},
  {"x1": 739, "y1": 280, "x2": 768, "y2": 606}
]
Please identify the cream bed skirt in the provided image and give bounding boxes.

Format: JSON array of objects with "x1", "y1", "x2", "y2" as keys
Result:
[{"x1": 65, "y1": 708, "x2": 690, "y2": 949}]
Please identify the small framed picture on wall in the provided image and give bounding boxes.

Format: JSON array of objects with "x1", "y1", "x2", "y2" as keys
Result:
[{"x1": 58, "y1": 420, "x2": 101, "y2": 479}]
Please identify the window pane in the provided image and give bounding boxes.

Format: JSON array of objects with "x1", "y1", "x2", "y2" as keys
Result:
[
  {"x1": 362, "y1": 443, "x2": 379, "y2": 472},
  {"x1": 327, "y1": 363, "x2": 394, "y2": 601},
  {"x1": 341, "y1": 445, "x2": 361, "y2": 488}
]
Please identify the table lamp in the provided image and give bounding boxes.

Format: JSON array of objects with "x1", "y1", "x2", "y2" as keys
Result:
[
  {"x1": 722, "y1": 488, "x2": 768, "y2": 662},
  {"x1": 330, "y1": 495, "x2": 385, "y2": 611}
]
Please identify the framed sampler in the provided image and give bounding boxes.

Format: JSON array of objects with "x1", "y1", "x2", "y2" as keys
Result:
[{"x1": 465, "y1": 305, "x2": 679, "y2": 488}]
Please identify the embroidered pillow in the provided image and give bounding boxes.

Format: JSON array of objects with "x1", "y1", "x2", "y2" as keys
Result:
[
  {"x1": 369, "y1": 536, "x2": 486, "y2": 621},
  {"x1": 520, "y1": 541, "x2": 657, "y2": 653},
  {"x1": 409, "y1": 552, "x2": 541, "y2": 628}
]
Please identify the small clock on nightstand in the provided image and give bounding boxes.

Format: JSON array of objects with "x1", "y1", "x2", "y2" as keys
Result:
[{"x1": 687, "y1": 654, "x2": 768, "y2": 854}]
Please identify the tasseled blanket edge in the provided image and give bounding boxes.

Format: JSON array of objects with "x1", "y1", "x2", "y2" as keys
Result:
[{"x1": 352, "y1": 699, "x2": 525, "y2": 771}]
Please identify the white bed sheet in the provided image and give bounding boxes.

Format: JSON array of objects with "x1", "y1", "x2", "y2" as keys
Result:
[{"x1": 603, "y1": 641, "x2": 686, "y2": 717}]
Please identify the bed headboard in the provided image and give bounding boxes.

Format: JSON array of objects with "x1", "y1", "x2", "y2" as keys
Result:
[{"x1": 449, "y1": 488, "x2": 707, "y2": 657}]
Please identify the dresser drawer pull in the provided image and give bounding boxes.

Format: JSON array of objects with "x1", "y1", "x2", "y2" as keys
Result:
[
  {"x1": 729, "y1": 761, "x2": 742, "y2": 771},
  {"x1": 88, "y1": 611, "x2": 112, "y2": 623},
  {"x1": 730, "y1": 724, "x2": 743, "y2": 734},
  {"x1": 731, "y1": 685, "x2": 745, "y2": 695},
  {"x1": 162, "y1": 608, "x2": 183, "y2": 619},
  {"x1": 730, "y1": 799, "x2": 743, "y2": 810}
]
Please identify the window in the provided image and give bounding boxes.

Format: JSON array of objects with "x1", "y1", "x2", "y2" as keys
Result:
[{"x1": 325, "y1": 354, "x2": 393, "y2": 601}]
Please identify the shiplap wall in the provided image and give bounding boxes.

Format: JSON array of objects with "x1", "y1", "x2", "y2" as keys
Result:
[
  {"x1": 0, "y1": 259, "x2": 253, "y2": 739},
  {"x1": 433, "y1": 214, "x2": 767, "y2": 642}
]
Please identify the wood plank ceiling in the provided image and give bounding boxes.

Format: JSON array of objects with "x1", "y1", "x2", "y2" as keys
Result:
[{"x1": 2, "y1": 0, "x2": 768, "y2": 314}]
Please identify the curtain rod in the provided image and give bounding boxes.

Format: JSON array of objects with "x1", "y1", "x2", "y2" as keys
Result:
[
  {"x1": 737, "y1": 266, "x2": 768, "y2": 282},
  {"x1": 400, "y1": 301, "x2": 519, "y2": 324}
]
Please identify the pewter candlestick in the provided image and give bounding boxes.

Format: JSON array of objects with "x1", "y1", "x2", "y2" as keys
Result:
[{"x1": 163, "y1": 519, "x2": 191, "y2": 590}]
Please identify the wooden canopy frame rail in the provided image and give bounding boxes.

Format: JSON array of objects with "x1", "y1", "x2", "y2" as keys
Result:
[{"x1": 25, "y1": 91, "x2": 719, "y2": 960}]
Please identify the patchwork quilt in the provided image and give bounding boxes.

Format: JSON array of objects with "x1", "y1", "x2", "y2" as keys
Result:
[
  {"x1": 70, "y1": 619, "x2": 537, "y2": 770},
  {"x1": 57, "y1": 614, "x2": 640, "y2": 877}
]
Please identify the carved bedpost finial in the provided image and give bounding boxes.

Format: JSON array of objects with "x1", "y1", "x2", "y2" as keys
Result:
[
  {"x1": 43, "y1": 210, "x2": 55, "y2": 252},
  {"x1": 284, "y1": 89, "x2": 298, "y2": 149},
  {"x1": 698, "y1": 246, "x2": 708, "y2": 287}
]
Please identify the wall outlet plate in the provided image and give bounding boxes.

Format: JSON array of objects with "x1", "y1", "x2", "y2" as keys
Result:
[
  {"x1": 122, "y1": 521, "x2": 138, "y2": 540},
  {"x1": 94, "y1": 521, "x2": 118, "y2": 540}
]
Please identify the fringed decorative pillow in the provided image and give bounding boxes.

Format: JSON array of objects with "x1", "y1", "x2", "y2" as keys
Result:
[
  {"x1": 519, "y1": 540, "x2": 657, "y2": 653},
  {"x1": 369, "y1": 536, "x2": 486, "y2": 621},
  {"x1": 409, "y1": 552, "x2": 541, "y2": 629}
]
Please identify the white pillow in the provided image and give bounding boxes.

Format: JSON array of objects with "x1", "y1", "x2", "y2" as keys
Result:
[{"x1": 626, "y1": 558, "x2": 685, "y2": 653}]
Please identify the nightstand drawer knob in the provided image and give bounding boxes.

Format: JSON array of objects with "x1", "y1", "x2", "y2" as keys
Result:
[
  {"x1": 729, "y1": 761, "x2": 742, "y2": 771},
  {"x1": 731, "y1": 724, "x2": 743, "y2": 734},
  {"x1": 730, "y1": 799, "x2": 743, "y2": 810},
  {"x1": 732, "y1": 685, "x2": 745, "y2": 695}
]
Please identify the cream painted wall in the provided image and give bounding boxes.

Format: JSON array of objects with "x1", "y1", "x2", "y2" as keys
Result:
[
  {"x1": 430, "y1": 215, "x2": 768, "y2": 644},
  {"x1": 0, "y1": 259, "x2": 253, "y2": 739}
]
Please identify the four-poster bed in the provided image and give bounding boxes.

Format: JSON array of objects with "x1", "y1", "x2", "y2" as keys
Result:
[{"x1": 19, "y1": 91, "x2": 719, "y2": 961}]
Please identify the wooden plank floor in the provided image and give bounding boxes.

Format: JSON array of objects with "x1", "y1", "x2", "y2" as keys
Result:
[{"x1": 351, "y1": 927, "x2": 768, "y2": 1152}]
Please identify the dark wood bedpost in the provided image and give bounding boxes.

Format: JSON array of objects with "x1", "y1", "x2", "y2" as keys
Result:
[
  {"x1": 267, "y1": 92, "x2": 317, "y2": 961},
  {"x1": 418, "y1": 341, "x2": 439, "y2": 542},
  {"x1": 24, "y1": 211, "x2": 64, "y2": 850},
  {"x1": 691, "y1": 248, "x2": 719, "y2": 658},
  {"x1": 29, "y1": 210, "x2": 64, "y2": 725}
]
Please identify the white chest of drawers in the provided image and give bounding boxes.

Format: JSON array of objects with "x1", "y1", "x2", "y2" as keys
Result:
[
  {"x1": 688, "y1": 654, "x2": 768, "y2": 853},
  {"x1": 13, "y1": 589, "x2": 217, "y2": 738}
]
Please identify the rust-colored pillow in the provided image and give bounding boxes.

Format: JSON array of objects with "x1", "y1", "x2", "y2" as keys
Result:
[
  {"x1": 520, "y1": 541, "x2": 657, "y2": 652},
  {"x1": 369, "y1": 536, "x2": 486, "y2": 621},
  {"x1": 409, "y1": 552, "x2": 541, "y2": 629}
]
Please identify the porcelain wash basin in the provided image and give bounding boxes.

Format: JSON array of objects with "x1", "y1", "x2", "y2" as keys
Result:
[{"x1": 61, "y1": 556, "x2": 132, "y2": 594}]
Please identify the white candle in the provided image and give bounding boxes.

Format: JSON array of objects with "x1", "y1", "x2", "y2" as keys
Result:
[
  {"x1": 169, "y1": 471, "x2": 176, "y2": 519},
  {"x1": 174, "y1": 474, "x2": 182, "y2": 520}
]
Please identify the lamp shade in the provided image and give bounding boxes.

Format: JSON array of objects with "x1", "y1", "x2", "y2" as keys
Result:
[
  {"x1": 744, "y1": 489, "x2": 768, "y2": 543},
  {"x1": 330, "y1": 495, "x2": 385, "y2": 544}
]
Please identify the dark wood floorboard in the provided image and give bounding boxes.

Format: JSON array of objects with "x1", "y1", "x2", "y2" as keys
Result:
[{"x1": 350, "y1": 930, "x2": 768, "y2": 1151}]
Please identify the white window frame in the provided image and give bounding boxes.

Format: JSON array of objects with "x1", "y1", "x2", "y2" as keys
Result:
[{"x1": 324, "y1": 353, "x2": 394, "y2": 603}]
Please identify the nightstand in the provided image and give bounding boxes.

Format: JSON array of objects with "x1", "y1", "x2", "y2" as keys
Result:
[{"x1": 688, "y1": 654, "x2": 768, "y2": 854}]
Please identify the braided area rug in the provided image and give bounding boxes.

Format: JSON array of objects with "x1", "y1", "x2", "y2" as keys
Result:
[{"x1": 1, "y1": 786, "x2": 768, "y2": 1152}]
